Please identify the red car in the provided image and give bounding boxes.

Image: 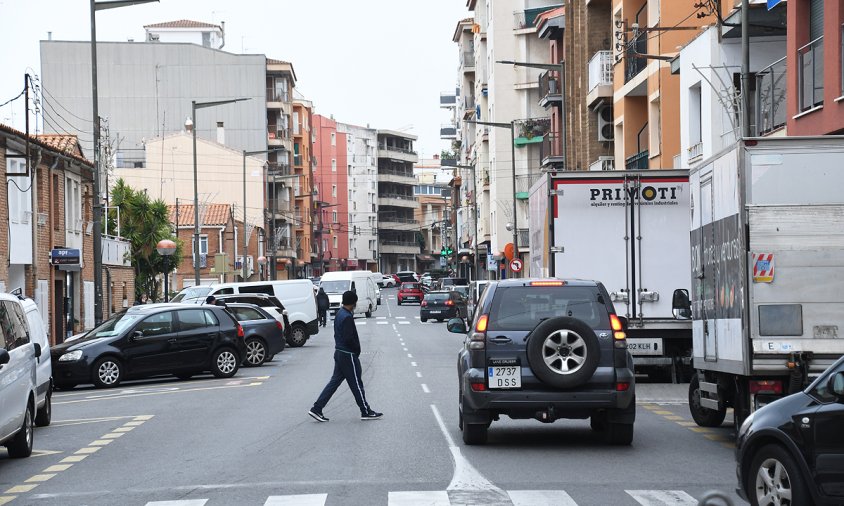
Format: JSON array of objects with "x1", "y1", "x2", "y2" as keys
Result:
[
  {"x1": 391, "y1": 274, "x2": 401, "y2": 285},
  {"x1": 397, "y1": 282, "x2": 424, "y2": 305}
]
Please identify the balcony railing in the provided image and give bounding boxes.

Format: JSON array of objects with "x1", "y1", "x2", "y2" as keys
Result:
[
  {"x1": 378, "y1": 167, "x2": 415, "y2": 179},
  {"x1": 268, "y1": 125, "x2": 290, "y2": 141},
  {"x1": 293, "y1": 154, "x2": 303, "y2": 167},
  {"x1": 440, "y1": 93, "x2": 457, "y2": 108},
  {"x1": 267, "y1": 87, "x2": 289, "y2": 103},
  {"x1": 378, "y1": 216, "x2": 418, "y2": 225},
  {"x1": 541, "y1": 132, "x2": 565, "y2": 168},
  {"x1": 517, "y1": 229, "x2": 530, "y2": 248},
  {"x1": 379, "y1": 193, "x2": 416, "y2": 202},
  {"x1": 440, "y1": 124, "x2": 458, "y2": 139},
  {"x1": 625, "y1": 150, "x2": 649, "y2": 170},
  {"x1": 798, "y1": 36, "x2": 824, "y2": 112},
  {"x1": 589, "y1": 156, "x2": 615, "y2": 172},
  {"x1": 267, "y1": 162, "x2": 291, "y2": 176},
  {"x1": 381, "y1": 240, "x2": 419, "y2": 247},
  {"x1": 461, "y1": 51, "x2": 475, "y2": 69},
  {"x1": 463, "y1": 95, "x2": 475, "y2": 111},
  {"x1": 268, "y1": 199, "x2": 290, "y2": 214},
  {"x1": 687, "y1": 142, "x2": 703, "y2": 163},
  {"x1": 588, "y1": 50, "x2": 614, "y2": 92},
  {"x1": 625, "y1": 31, "x2": 647, "y2": 83},
  {"x1": 539, "y1": 70, "x2": 561, "y2": 105},
  {"x1": 756, "y1": 56, "x2": 787, "y2": 135},
  {"x1": 515, "y1": 174, "x2": 540, "y2": 199},
  {"x1": 378, "y1": 144, "x2": 417, "y2": 155}
]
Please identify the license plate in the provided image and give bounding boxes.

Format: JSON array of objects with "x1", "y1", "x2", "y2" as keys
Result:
[
  {"x1": 429, "y1": 310, "x2": 441, "y2": 314},
  {"x1": 627, "y1": 338, "x2": 664, "y2": 356},
  {"x1": 488, "y1": 366, "x2": 521, "y2": 389}
]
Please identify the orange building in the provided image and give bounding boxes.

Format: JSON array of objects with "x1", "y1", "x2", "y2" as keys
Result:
[{"x1": 292, "y1": 96, "x2": 316, "y2": 275}]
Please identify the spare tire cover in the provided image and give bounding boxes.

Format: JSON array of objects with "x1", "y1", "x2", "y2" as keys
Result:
[{"x1": 526, "y1": 316, "x2": 601, "y2": 389}]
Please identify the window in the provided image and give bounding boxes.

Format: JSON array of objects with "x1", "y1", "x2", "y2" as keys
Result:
[
  {"x1": 688, "y1": 84, "x2": 702, "y2": 150},
  {"x1": 333, "y1": 211, "x2": 338, "y2": 223},
  {"x1": 331, "y1": 133, "x2": 336, "y2": 146},
  {"x1": 293, "y1": 112, "x2": 300, "y2": 135},
  {"x1": 332, "y1": 185, "x2": 337, "y2": 197},
  {"x1": 201, "y1": 32, "x2": 211, "y2": 47},
  {"x1": 810, "y1": 359, "x2": 844, "y2": 403},
  {"x1": 349, "y1": 190, "x2": 353, "y2": 201},
  {"x1": 649, "y1": 98, "x2": 661, "y2": 156},
  {"x1": 192, "y1": 235, "x2": 209, "y2": 256},
  {"x1": 137, "y1": 312, "x2": 174, "y2": 337},
  {"x1": 177, "y1": 309, "x2": 212, "y2": 332},
  {"x1": 6, "y1": 155, "x2": 31, "y2": 224},
  {"x1": 331, "y1": 159, "x2": 336, "y2": 172},
  {"x1": 0, "y1": 301, "x2": 29, "y2": 351},
  {"x1": 52, "y1": 174, "x2": 60, "y2": 230},
  {"x1": 487, "y1": 286, "x2": 610, "y2": 331},
  {"x1": 65, "y1": 176, "x2": 82, "y2": 233},
  {"x1": 231, "y1": 306, "x2": 265, "y2": 322},
  {"x1": 333, "y1": 236, "x2": 338, "y2": 248}
]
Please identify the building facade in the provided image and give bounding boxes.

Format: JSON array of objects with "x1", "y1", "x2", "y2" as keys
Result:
[
  {"x1": 377, "y1": 130, "x2": 420, "y2": 274},
  {"x1": 313, "y1": 115, "x2": 350, "y2": 273},
  {"x1": 143, "y1": 19, "x2": 225, "y2": 48},
  {"x1": 292, "y1": 94, "x2": 316, "y2": 276},
  {"x1": 338, "y1": 123, "x2": 379, "y2": 272}
]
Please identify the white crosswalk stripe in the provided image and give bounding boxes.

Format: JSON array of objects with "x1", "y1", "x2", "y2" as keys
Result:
[
  {"x1": 399, "y1": 321, "x2": 411, "y2": 325},
  {"x1": 626, "y1": 490, "x2": 698, "y2": 505},
  {"x1": 145, "y1": 501, "x2": 208, "y2": 506},
  {"x1": 507, "y1": 490, "x2": 578, "y2": 506},
  {"x1": 388, "y1": 491, "x2": 450, "y2": 505},
  {"x1": 264, "y1": 493, "x2": 328, "y2": 506}
]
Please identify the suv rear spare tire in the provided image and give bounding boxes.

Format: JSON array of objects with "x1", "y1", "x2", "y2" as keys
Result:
[{"x1": 525, "y1": 316, "x2": 600, "y2": 389}]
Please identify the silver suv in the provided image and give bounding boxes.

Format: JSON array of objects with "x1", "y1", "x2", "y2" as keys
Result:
[{"x1": 448, "y1": 279, "x2": 636, "y2": 445}]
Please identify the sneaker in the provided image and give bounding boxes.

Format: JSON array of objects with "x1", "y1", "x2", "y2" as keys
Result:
[
  {"x1": 360, "y1": 410, "x2": 383, "y2": 420},
  {"x1": 308, "y1": 409, "x2": 329, "y2": 422}
]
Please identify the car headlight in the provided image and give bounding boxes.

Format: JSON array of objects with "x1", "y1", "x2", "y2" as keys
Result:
[{"x1": 58, "y1": 350, "x2": 83, "y2": 362}]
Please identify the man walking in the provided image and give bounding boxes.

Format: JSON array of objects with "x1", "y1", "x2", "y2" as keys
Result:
[
  {"x1": 316, "y1": 287, "x2": 329, "y2": 327},
  {"x1": 309, "y1": 291, "x2": 382, "y2": 422}
]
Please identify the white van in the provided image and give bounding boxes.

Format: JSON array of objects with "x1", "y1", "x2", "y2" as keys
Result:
[
  {"x1": 173, "y1": 280, "x2": 319, "y2": 347},
  {"x1": 320, "y1": 271, "x2": 379, "y2": 318},
  {"x1": 21, "y1": 298, "x2": 51, "y2": 426},
  {"x1": 369, "y1": 272, "x2": 383, "y2": 305},
  {"x1": 0, "y1": 293, "x2": 40, "y2": 458}
]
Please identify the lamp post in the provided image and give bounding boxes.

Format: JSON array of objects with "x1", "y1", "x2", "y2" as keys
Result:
[
  {"x1": 90, "y1": 0, "x2": 159, "y2": 325},
  {"x1": 156, "y1": 239, "x2": 176, "y2": 302},
  {"x1": 189, "y1": 98, "x2": 250, "y2": 286},
  {"x1": 257, "y1": 255, "x2": 267, "y2": 281},
  {"x1": 466, "y1": 119, "x2": 518, "y2": 277},
  {"x1": 242, "y1": 149, "x2": 282, "y2": 281}
]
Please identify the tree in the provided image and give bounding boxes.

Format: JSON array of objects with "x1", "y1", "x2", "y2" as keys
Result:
[{"x1": 109, "y1": 179, "x2": 182, "y2": 301}]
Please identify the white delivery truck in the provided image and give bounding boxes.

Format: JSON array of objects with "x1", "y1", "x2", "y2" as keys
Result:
[
  {"x1": 319, "y1": 271, "x2": 378, "y2": 318},
  {"x1": 551, "y1": 169, "x2": 692, "y2": 381},
  {"x1": 683, "y1": 137, "x2": 844, "y2": 428}
]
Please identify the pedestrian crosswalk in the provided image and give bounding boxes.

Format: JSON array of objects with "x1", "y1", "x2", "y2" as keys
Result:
[{"x1": 143, "y1": 489, "x2": 699, "y2": 505}]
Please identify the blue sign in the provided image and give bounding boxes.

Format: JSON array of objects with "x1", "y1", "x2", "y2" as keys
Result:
[
  {"x1": 50, "y1": 248, "x2": 81, "y2": 266},
  {"x1": 767, "y1": 0, "x2": 783, "y2": 11}
]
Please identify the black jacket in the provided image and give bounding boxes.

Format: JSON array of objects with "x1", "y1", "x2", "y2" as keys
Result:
[
  {"x1": 333, "y1": 307, "x2": 361, "y2": 355},
  {"x1": 316, "y1": 289, "x2": 330, "y2": 311}
]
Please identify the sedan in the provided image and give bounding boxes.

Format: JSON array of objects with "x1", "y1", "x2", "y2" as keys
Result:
[
  {"x1": 226, "y1": 304, "x2": 286, "y2": 367},
  {"x1": 397, "y1": 282, "x2": 424, "y2": 305},
  {"x1": 51, "y1": 304, "x2": 246, "y2": 389},
  {"x1": 420, "y1": 291, "x2": 467, "y2": 322},
  {"x1": 381, "y1": 275, "x2": 396, "y2": 288}
]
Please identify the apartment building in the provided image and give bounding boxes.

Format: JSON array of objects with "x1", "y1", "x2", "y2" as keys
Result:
[
  {"x1": 415, "y1": 160, "x2": 454, "y2": 274},
  {"x1": 338, "y1": 123, "x2": 379, "y2": 272},
  {"x1": 143, "y1": 19, "x2": 224, "y2": 48},
  {"x1": 377, "y1": 130, "x2": 420, "y2": 274},
  {"x1": 292, "y1": 94, "x2": 316, "y2": 276},
  {"x1": 313, "y1": 115, "x2": 350, "y2": 273}
]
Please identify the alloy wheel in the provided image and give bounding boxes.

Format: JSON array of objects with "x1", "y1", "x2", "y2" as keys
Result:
[
  {"x1": 542, "y1": 329, "x2": 587, "y2": 375},
  {"x1": 245, "y1": 340, "x2": 266, "y2": 366},
  {"x1": 755, "y1": 458, "x2": 793, "y2": 505},
  {"x1": 98, "y1": 361, "x2": 121, "y2": 385},
  {"x1": 217, "y1": 351, "x2": 237, "y2": 374}
]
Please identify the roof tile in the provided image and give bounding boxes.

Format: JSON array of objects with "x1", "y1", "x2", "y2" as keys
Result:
[
  {"x1": 168, "y1": 203, "x2": 231, "y2": 228},
  {"x1": 144, "y1": 20, "x2": 221, "y2": 30}
]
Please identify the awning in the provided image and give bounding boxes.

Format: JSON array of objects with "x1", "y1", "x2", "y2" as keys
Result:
[{"x1": 417, "y1": 254, "x2": 435, "y2": 262}]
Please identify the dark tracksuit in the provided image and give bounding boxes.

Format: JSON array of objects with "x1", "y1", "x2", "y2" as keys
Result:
[{"x1": 313, "y1": 306, "x2": 372, "y2": 415}]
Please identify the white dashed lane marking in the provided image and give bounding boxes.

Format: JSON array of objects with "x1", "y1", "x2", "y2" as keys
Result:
[
  {"x1": 421, "y1": 384, "x2": 430, "y2": 393},
  {"x1": 416, "y1": 372, "x2": 422, "y2": 378}
]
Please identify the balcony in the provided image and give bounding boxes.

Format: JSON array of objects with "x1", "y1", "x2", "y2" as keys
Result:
[
  {"x1": 515, "y1": 174, "x2": 541, "y2": 199},
  {"x1": 378, "y1": 167, "x2": 417, "y2": 185},
  {"x1": 293, "y1": 154, "x2": 303, "y2": 167},
  {"x1": 517, "y1": 229, "x2": 530, "y2": 248},
  {"x1": 267, "y1": 199, "x2": 291, "y2": 218},
  {"x1": 268, "y1": 162, "x2": 291, "y2": 177},
  {"x1": 102, "y1": 236, "x2": 131, "y2": 267},
  {"x1": 514, "y1": 6, "x2": 559, "y2": 31},
  {"x1": 756, "y1": 56, "x2": 787, "y2": 135},
  {"x1": 378, "y1": 194, "x2": 418, "y2": 209},
  {"x1": 538, "y1": 70, "x2": 561, "y2": 108},
  {"x1": 380, "y1": 241, "x2": 420, "y2": 255},
  {"x1": 378, "y1": 144, "x2": 418, "y2": 163},
  {"x1": 266, "y1": 87, "x2": 290, "y2": 104},
  {"x1": 463, "y1": 95, "x2": 476, "y2": 118},
  {"x1": 267, "y1": 124, "x2": 290, "y2": 143},
  {"x1": 440, "y1": 93, "x2": 457, "y2": 108},
  {"x1": 589, "y1": 156, "x2": 615, "y2": 172},
  {"x1": 625, "y1": 31, "x2": 647, "y2": 84},
  {"x1": 625, "y1": 150, "x2": 649, "y2": 171},
  {"x1": 440, "y1": 124, "x2": 457, "y2": 140},
  {"x1": 587, "y1": 50, "x2": 613, "y2": 106},
  {"x1": 540, "y1": 132, "x2": 566, "y2": 169},
  {"x1": 687, "y1": 142, "x2": 703, "y2": 164},
  {"x1": 798, "y1": 36, "x2": 824, "y2": 112},
  {"x1": 461, "y1": 51, "x2": 475, "y2": 72},
  {"x1": 377, "y1": 217, "x2": 419, "y2": 232}
]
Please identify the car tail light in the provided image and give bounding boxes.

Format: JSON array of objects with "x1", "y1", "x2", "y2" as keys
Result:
[
  {"x1": 421, "y1": 301, "x2": 428, "y2": 307},
  {"x1": 445, "y1": 300, "x2": 454, "y2": 306},
  {"x1": 749, "y1": 380, "x2": 783, "y2": 395},
  {"x1": 475, "y1": 314, "x2": 488, "y2": 333},
  {"x1": 470, "y1": 382, "x2": 487, "y2": 392},
  {"x1": 530, "y1": 281, "x2": 565, "y2": 287},
  {"x1": 275, "y1": 320, "x2": 283, "y2": 331},
  {"x1": 236, "y1": 324, "x2": 244, "y2": 338},
  {"x1": 610, "y1": 314, "x2": 626, "y2": 342},
  {"x1": 468, "y1": 314, "x2": 488, "y2": 350},
  {"x1": 616, "y1": 382, "x2": 630, "y2": 392}
]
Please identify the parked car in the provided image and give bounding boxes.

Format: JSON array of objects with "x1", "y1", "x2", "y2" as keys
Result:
[
  {"x1": 51, "y1": 304, "x2": 247, "y2": 389},
  {"x1": 226, "y1": 303, "x2": 286, "y2": 367},
  {"x1": 448, "y1": 279, "x2": 635, "y2": 446},
  {"x1": 381, "y1": 275, "x2": 396, "y2": 288},
  {"x1": 396, "y1": 271, "x2": 419, "y2": 283},
  {"x1": 209, "y1": 294, "x2": 290, "y2": 342},
  {"x1": 20, "y1": 296, "x2": 52, "y2": 426},
  {"x1": 397, "y1": 282, "x2": 425, "y2": 305},
  {"x1": 736, "y1": 355, "x2": 844, "y2": 506},
  {"x1": 448, "y1": 285, "x2": 471, "y2": 300},
  {"x1": 0, "y1": 293, "x2": 41, "y2": 458},
  {"x1": 421, "y1": 291, "x2": 467, "y2": 322}
]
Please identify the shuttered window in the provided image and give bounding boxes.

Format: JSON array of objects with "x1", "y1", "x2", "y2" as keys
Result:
[{"x1": 809, "y1": 0, "x2": 824, "y2": 41}]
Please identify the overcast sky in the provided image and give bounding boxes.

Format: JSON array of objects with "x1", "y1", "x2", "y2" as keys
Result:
[{"x1": 0, "y1": 0, "x2": 467, "y2": 158}]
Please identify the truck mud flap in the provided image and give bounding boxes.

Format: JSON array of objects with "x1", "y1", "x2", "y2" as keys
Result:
[{"x1": 699, "y1": 380, "x2": 720, "y2": 411}]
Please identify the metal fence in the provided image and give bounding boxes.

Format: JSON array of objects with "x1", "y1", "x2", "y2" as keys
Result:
[
  {"x1": 588, "y1": 50, "x2": 613, "y2": 92},
  {"x1": 798, "y1": 36, "x2": 824, "y2": 111},
  {"x1": 756, "y1": 56, "x2": 787, "y2": 135}
]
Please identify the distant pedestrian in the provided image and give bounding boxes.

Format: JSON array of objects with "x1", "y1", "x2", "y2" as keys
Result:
[
  {"x1": 205, "y1": 295, "x2": 216, "y2": 305},
  {"x1": 309, "y1": 291, "x2": 382, "y2": 422},
  {"x1": 316, "y1": 287, "x2": 330, "y2": 327},
  {"x1": 134, "y1": 294, "x2": 149, "y2": 306}
]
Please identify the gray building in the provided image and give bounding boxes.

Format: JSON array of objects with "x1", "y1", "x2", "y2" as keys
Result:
[
  {"x1": 40, "y1": 39, "x2": 267, "y2": 167},
  {"x1": 376, "y1": 130, "x2": 419, "y2": 273}
]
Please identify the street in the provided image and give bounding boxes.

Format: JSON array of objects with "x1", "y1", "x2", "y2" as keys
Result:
[{"x1": 0, "y1": 289, "x2": 742, "y2": 506}]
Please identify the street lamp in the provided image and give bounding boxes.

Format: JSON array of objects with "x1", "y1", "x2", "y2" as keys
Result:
[
  {"x1": 242, "y1": 148, "x2": 283, "y2": 281},
  {"x1": 189, "y1": 97, "x2": 251, "y2": 286},
  {"x1": 156, "y1": 239, "x2": 176, "y2": 302},
  {"x1": 466, "y1": 119, "x2": 519, "y2": 277},
  {"x1": 257, "y1": 256, "x2": 267, "y2": 281},
  {"x1": 90, "y1": 0, "x2": 159, "y2": 326}
]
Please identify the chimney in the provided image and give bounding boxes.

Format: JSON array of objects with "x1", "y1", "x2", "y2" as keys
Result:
[
  {"x1": 184, "y1": 116, "x2": 194, "y2": 133},
  {"x1": 47, "y1": 31, "x2": 52, "y2": 41},
  {"x1": 216, "y1": 122, "x2": 225, "y2": 145}
]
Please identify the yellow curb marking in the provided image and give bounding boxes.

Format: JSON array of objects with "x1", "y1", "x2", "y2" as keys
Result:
[
  {"x1": 25, "y1": 474, "x2": 56, "y2": 483},
  {"x1": 60, "y1": 455, "x2": 88, "y2": 463},
  {"x1": 43, "y1": 464, "x2": 72, "y2": 473},
  {"x1": 0, "y1": 496, "x2": 17, "y2": 505},
  {"x1": 689, "y1": 427, "x2": 712, "y2": 433},
  {"x1": 6, "y1": 484, "x2": 38, "y2": 494},
  {"x1": 664, "y1": 415, "x2": 685, "y2": 421},
  {"x1": 705, "y1": 434, "x2": 729, "y2": 441},
  {"x1": 723, "y1": 442, "x2": 736, "y2": 449},
  {"x1": 677, "y1": 421, "x2": 698, "y2": 427},
  {"x1": 113, "y1": 427, "x2": 134, "y2": 433},
  {"x1": 652, "y1": 410, "x2": 674, "y2": 415},
  {"x1": 102, "y1": 432, "x2": 125, "y2": 439},
  {"x1": 89, "y1": 439, "x2": 113, "y2": 446},
  {"x1": 75, "y1": 447, "x2": 101, "y2": 455}
]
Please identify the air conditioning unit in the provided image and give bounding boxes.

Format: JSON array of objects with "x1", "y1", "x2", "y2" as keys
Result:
[{"x1": 597, "y1": 105, "x2": 614, "y2": 142}]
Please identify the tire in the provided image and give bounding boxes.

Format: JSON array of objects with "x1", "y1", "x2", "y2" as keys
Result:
[
  {"x1": 605, "y1": 422, "x2": 634, "y2": 446},
  {"x1": 462, "y1": 423, "x2": 488, "y2": 445},
  {"x1": 397, "y1": 300, "x2": 402, "y2": 306},
  {"x1": 92, "y1": 357, "x2": 123, "y2": 388},
  {"x1": 689, "y1": 373, "x2": 727, "y2": 427},
  {"x1": 421, "y1": 318, "x2": 427, "y2": 323},
  {"x1": 747, "y1": 444, "x2": 809, "y2": 506},
  {"x1": 437, "y1": 319, "x2": 444, "y2": 323},
  {"x1": 525, "y1": 317, "x2": 600, "y2": 389},
  {"x1": 6, "y1": 401, "x2": 34, "y2": 458},
  {"x1": 244, "y1": 338, "x2": 268, "y2": 367},
  {"x1": 266, "y1": 354, "x2": 276, "y2": 362},
  {"x1": 211, "y1": 347, "x2": 240, "y2": 378},
  {"x1": 286, "y1": 323, "x2": 308, "y2": 348},
  {"x1": 35, "y1": 388, "x2": 52, "y2": 427}
]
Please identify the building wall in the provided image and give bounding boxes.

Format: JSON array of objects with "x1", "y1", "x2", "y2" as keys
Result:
[
  {"x1": 292, "y1": 100, "x2": 315, "y2": 272},
  {"x1": 313, "y1": 115, "x2": 350, "y2": 271},
  {"x1": 338, "y1": 122, "x2": 379, "y2": 269}
]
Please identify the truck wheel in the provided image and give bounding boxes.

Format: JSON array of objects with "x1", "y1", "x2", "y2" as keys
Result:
[
  {"x1": 525, "y1": 317, "x2": 600, "y2": 389},
  {"x1": 689, "y1": 373, "x2": 727, "y2": 427}
]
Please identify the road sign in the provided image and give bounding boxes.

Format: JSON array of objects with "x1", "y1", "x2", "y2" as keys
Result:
[
  {"x1": 509, "y1": 259, "x2": 523, "y2": 273},
  {"x1": 767, "y1": 0, "x2": 783, "y2": 11}
]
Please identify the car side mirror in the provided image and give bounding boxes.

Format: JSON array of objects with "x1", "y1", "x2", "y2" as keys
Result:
[
  {"x1": 447, "y1": 318, "x2": 468, "y2": 334},
  {"x1": 672, "y1": 289, "x2": 692, "y2": 320},
  {"x1": 33, "y1": 343, "x2": 42, "y2": 358},
  {"x1": 0, "y1": 348, "x2": 9, "y2": 366},
  {"x1": 130, "y1": 330, "x2": 144, "y2": 341},
  {"x1": 829, "y1": 371, "x2": 844, "y2": 400}
]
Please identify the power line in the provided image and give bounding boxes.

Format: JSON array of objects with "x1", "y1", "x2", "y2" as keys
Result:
[{"x1": 0, "y1": 88, "x2": 25, "y2": 109}]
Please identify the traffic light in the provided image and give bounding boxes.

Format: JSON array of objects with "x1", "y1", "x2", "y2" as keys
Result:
[{"x1": 441, "y1": 246, "x2": 453, "y2": 256}]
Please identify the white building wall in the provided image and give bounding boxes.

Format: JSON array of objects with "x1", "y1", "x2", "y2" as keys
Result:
[{"x1": 338, "y1": 123, "x2": 379, "y2": 265}]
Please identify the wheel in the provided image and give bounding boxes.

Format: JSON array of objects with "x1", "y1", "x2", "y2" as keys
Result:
[
  {"x1": 747, "y1": 444, "x2": 809, "y2": 506},
  {"x1": 6, "y1": 401, "x2": 34, "y2": 458},
  {"x1": 35, "y1": 388, "x2": 52, "y2": 427},
  {"x1": 365, "y1": 306, "x2": 373, "y2": 318},
  {"x1": 286, "y1": 323, "x2": 308, "y2": 348},
  {"x1": 92, "y1": 357, "x2": 123, "y2": 388},
  {"x1": 244, "y1": 338, "x2": 268, "y2": 367},
  {"x1": 525, "y1": 317, "x2": 600, "y2": 389},
  {"x1": 421, "y1": 318, "x2": 427, "y2": 323},
  {"x1": 605, "y1": 422, "x2": 634, "y2": 446},
  {"x1": 211, "y1": 347, "x2": 240, "y2": 378},
  {"x1": 689, "y1": 373, "x2": 727, "y2": 427},
  {"x1": 397, "y1": 300, "x2": 402, "y2": 306},
  {"x1": 462, "y1": 423, "x2": 488, "y2": 445}
]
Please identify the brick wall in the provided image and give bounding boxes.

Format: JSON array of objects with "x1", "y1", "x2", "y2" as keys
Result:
[
  {"x1": 0, "y1": 139, "x2": 9, "y2": 287},
  {"x1": 104, "y1": 266, "x2": 135, "y2": 316}
]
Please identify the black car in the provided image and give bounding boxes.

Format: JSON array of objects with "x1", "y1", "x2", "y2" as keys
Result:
[
  {"x1": 226, "y1": 303, "x2": 286, "y2": 367},
  {"x1": 211, "y1": 294, "x2": 292, "y2": 343},
  {"x1": 421, "y1": 291, "x2": 467, "y2": 322},
  {"x1": 736, "y1": 355, "x2": 844, "y2": 506},
  {"x1": 448, "y1": 279, "x2": 635, "y2": 446},
  {"x1": 51, "y1": 304, "x2": 247, "y2": 389}
]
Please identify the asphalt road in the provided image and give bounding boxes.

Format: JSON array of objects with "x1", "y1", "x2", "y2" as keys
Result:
[{"x1": 0, "y1": 288, "x2": 743, "y2": 506}]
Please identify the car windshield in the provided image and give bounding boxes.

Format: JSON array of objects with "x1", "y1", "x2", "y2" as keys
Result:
[
  {"x1": 86, "y1": 312, "x2": 144, "y2": 338},
  {"x1": 321, "y1": 280, "x2": 351, "y2": 293},
  {"x1": 171, "y1": 286, "x2": 212, "y2": 302},
  {"x1": 452, "y1": 287, "x2": 470, "y2": 297},
  {"x1": 426, "y1": 293, "x2": 450, "y2": 303},
  {"x1": 402, "y1": 283, "x2": 421, "y2": 290},
  {"x1": 487, "y1": 286, "x2": 610, "y2": 331}
]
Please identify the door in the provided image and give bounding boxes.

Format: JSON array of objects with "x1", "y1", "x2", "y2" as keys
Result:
[
  {"x1": 53, "y1": 279, "x2": 65, "y2": 345},
  {"x1": 174, "y1": 309, "x2": 219, "y2": 369},
  {"x1": 122, "y1": 311, "x2": 177, "y2": 376},
  {"x1": 0, "y1": 301, "x2": 32, "y2": 439},
  {"x1": 811, "y1": 361, "x2": 844, "y2": 498},
  {"x1": 700, "y1": 177, "x2": 717, "y2": 361}
]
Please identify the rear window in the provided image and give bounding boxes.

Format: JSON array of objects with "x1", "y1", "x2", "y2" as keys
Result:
[
  {"x1": 487, "y1": 286, "x2": 610, "y2": 331},
  {"x1": 230, "y1": 307, "x2": 266, "y2": 322},
  {"x1": 425, "y1": 293, "x2": 449, "y2": 303},
  {"x1": 239, "y1": 285, "x2": 274, "y2": 296},
  {"x1": 402, "y1": 283, "x2": 421, "y2": 290}
]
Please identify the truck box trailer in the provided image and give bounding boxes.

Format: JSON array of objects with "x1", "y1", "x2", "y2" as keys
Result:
[{"x1": 684, "y1": 137, "x2": 844, "y2": 428}]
